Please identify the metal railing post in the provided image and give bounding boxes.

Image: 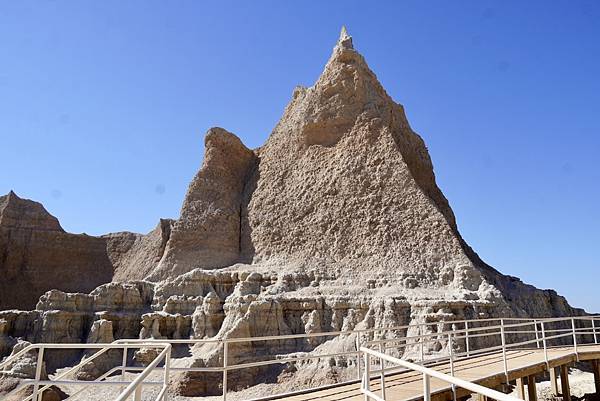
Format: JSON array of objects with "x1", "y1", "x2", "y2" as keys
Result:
[
  {"x1": 423, "y1": 372, "x2": 431, "y2": 401},
  {"x1": 534, "y1": 319, "x2": 540, "y2": 348},
  {"x1": 448, "y1": 333, "x2": 456, "y2": 401},
  {"x1": 541, "y1": 320, "x2": 549, "y2": 368},
  {"x1": 33, "y1": 346, "x2": 44, "y2": 401},
  {"x1": 500, "y1": 318, "x2": 508, "y2": 382},
  {"x1": 571, "y1": 318, "x2": 578, "y2": 360},
  {"x1": 364, "y1": 351, "x2": 371, "y2": 400},
  {"x1": 223, "y1": 341, "x2": 228, "y2": 401},
  {"x1": 379, "y1": 343, "x2": 387, "y2": 400},
  {"x1": 356, "y1": 335, "x2": 362, "y2": 381},
  {"x1": 163, "y1": 346, "x2": 171, "y2": 401},
  {"x1": 121, "y1": 346, "x2": 128, "y2": 391},
  {"x1": 465, "y1": 321, "x2": 470, "y2": 357},
  {"x1": 420, "y1": 325, "x2": 425, "y2": 364},
  {"x1": 593, "y1": 318, "x2": 598, "y2": 344}
]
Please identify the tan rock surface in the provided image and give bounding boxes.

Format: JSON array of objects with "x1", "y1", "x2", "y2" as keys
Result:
[
  {"x1": 243, "y1": 28, "x2": 460, "y2": 274},
  {"x1": 0, "y1": 192, "x2": 113, "y2": 310},
  {"x1": 148, "y1": 128, "x2": 257, "y2": 280},
  {"x1": 104, "y1": 218, "x2": 173, "y2": 281}
]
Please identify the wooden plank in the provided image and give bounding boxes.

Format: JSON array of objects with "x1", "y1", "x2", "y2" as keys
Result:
[
  {"x1": 592, "y1": 359, "x2": 600, "y2": 394},
  {"x1": 549, "y1": 367, "x2": 559, "y2": 396},
  {"x1": 526, "y1": 374, "x2": 537, "y2": 401},
  {"x1": 516, "y1": 377, "x2": 526, "y2": 400},
  {"x1": 560, "y1": 365, "x2": 571, "y2": 401}
]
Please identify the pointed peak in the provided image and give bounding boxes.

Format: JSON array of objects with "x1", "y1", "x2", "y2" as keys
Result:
[
  {"x1": 336, "y1": 25, "x2": 353, "y2": 50},
  {"x1": 340, "y1": 25, "x2": 348, "y2": 38},
  {"x1": 0, "y1": 192, "x2": 64, "y2": 231},
  {"x1": 1, "y1": 190, "x2": 19, "y2": 207}
]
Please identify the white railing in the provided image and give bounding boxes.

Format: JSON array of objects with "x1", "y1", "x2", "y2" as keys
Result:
[
  {"x1": 1, "y1": 315, "x2": 598, "y2": 401},
  {"x1": 360, "y1": 347, "x2": 522, "y2": 401},
  {"x1": 0, "y1": 342, "x2": 171, "y2": 401},
  {"x1": 360, "y1": 315, "x2": 600, "y2": 401},
  {"x1": 113, "y1": 316, "x2": 520, "y2": 401}
]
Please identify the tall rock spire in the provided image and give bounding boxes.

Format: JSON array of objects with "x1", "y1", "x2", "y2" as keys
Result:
[
  {"x1": 243, "y1": 30, "x2": 464, "y2": 282},
  {"x1": 138, "y1": 29, "x2": 581, "y2": 325}
]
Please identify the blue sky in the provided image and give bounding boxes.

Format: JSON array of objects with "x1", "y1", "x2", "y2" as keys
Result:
[{"x1": 1, "y1": 1, "x2": 599, "y2": 311}]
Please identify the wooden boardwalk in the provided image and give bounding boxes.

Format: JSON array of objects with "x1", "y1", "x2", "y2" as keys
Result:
[{"x1": 275, "y1": 345, "x2": 600, "y2": 401}]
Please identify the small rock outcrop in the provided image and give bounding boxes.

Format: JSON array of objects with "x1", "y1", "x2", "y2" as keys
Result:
[
  {"x1": 104, "y1": 219, "x2": 173, "y2": 281},
  {"x1": 75, "y1": 319, "x2": 120, "y2": 381}
]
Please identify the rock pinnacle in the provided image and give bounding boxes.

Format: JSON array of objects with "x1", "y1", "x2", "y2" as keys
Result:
[{"x1": 337, "y1": 25, "x2": 353, "y2": 49}]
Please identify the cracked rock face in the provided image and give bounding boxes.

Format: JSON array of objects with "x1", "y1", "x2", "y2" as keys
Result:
[
  {"x1": 149, "y1": 128, "x2": 258, "y2": 280},
  {"x1": 0, "y1": 28, "x2": 586, "y2": 397}
]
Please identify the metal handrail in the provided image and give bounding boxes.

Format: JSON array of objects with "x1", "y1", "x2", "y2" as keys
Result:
[
  {"x1": 362, "y1": 316, "x2": 599, "y2": 350},
  {"x1": 21, "y1": 344, "x2": 115, "y2": 401},
  {"x1": 119, "y1": 315, "x2": 599, "y2": 401},
  {"x1": 0, "y1": 342, "x2": 171, "y2": 401},
  {"x1": 2, "y1": 315, "x2": 598, "y2": 401},
  {"x1": 360, "y1": 315, "x2": 600, "y2": 400},
  {"x1": 115, "y1": 343, "x2": 171, "y2": 401},
  {"x1": 360, "y1": 347, "x2": 522, "y2": 401}
]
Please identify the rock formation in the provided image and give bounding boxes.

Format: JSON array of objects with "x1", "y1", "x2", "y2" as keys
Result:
[
  {"x1": 0, "y1": 192, "x2": 113, "y2": 310},
  {"x1": 104, "y1": 219, "x2": 173, "y2": 281},
  {"x1": 0, "y1": 28, "x2": 586, "y2": 397},
  {"x1": 148, "y1": 128, "x2": 257, "y2": 280}
]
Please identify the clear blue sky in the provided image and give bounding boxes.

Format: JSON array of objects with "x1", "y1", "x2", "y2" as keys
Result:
[{"x1": 1, "y1": 1, "x2": 599, "y2": 311}]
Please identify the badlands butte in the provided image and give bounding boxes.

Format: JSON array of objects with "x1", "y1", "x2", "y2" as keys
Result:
[{"x1": 0, "y1": 29, "x2": 584, "y2": 396}]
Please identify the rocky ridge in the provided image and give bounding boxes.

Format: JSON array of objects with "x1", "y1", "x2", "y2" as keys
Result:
[
  {"x1": 0, "y1": 28, "x2": 585, "y2": 397},
  {"x1": 0, "y1": 192, "x2": 113, "y2": 310}
]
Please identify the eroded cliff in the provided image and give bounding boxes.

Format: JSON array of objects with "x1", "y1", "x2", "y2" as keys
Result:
[{"x1": 0, "y1": 192, "x2": 113, "y2": 310}]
